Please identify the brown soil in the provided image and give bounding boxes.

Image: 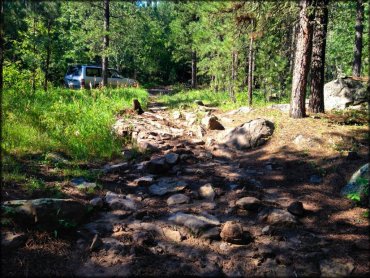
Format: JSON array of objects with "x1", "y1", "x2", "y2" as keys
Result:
[{"x1": 2, "y1": 99, "x2": 369, "y2": 277}]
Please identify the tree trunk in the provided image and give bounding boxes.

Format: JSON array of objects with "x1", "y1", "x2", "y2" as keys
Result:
[
  {"x1": 309, "y1": 0, "x2": 329, "y2": 113},
  {"x1": 102, "y1": 0, "x2": 110, "y2": 87},
  {"x1": 290, "y1": 0, "x2": 314, "y2": 119},
  {"x1": 289, "y1": 22, "x2": 298, "y2": 75},
  {"x1": 44, "y1": 22, "x2": 51, "y2": 92},
  {"x1": 352, "y1": 0, "x2": 364, "y2": 77},
  {"x1": 191, "y1": 50, "x2": 197, "y2": 89},
  {"x1": 247, "y1": 36, "x2": 254, "y2": 107},
  {"x1": 32, "y1": 4, "x2": 36, "y2": 94}
]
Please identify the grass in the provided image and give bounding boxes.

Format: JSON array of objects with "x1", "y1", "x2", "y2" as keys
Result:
[
  {"x1": 2, "y1": 86, "x2": 149, "y2": 161},
  {"x1": 157, "y1": 88, "x2": 290, "y2": 111}
]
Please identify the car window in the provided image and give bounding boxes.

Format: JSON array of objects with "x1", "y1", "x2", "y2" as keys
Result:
[
  {"x1": 73, "y1": 68, "x2": 82, "y2": 76},
  {"x1": 86, "y1": 67, "x2": 102, "y2": 77},
  {"x1": 109, "y1": 69, "x2": 122, "y2": 78}
]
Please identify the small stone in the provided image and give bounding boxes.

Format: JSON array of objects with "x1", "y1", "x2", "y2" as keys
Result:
[
  {"x1": 162, "y1": 228, "x2": 182, "y2": 242},
  {"x1": 309, "y1": 175, "x2": 322, "y2": 184},
  {"x1": 168, "y1": 212, "x2": 220, "y2": 235},
  {"x1": 261, "y1": 225, "x2": 271, "y2": 235},
  {"x1": 90, "y1": 234, "x2": 103, "y2": 251},
  {"x1": 266, "y1": 209, "x2": 297, "y2": 226},
  {"x1": 164, "y1": 153, "x2": 179, "y2": 165},
  {"x1": 133, "y1": 176, "x2": 154, "y2": 186},
  {"x1": 146, "y1": 158, "x2": 170, "y2": 174},
  {"x1": 149, "y1": 179, "x2": 187, "y2": 196},
  {"x1": 287, "y1": 201, "x2": 305, "y2": 217},
  {"x1": 167, "y1": 194, "x2": 190, "y2": 206},
  {"x1": 199, "y1": 184, "x2": 216, "y2": 200},
  {"x1": 102, "y1": 162, "x2": 129, "y2": 174},
  {"x1": 201, "y1": 115, "x2": 225, "y2": 130},
  {"x1": 89, "y1": 197, "x2": 103, "y2": 208},
  {"x1": 319, "y1": 259, "x2": 355, "y2": 277},
  {"x1": 173, "y1": 111, "x2": 182, "y2": 119},
  {"x1": 235, "y1": 197, "x2": 261, "y2": 210},
  {"x1": 220, "y1": 221, "x2": 251, "y2": 244}
]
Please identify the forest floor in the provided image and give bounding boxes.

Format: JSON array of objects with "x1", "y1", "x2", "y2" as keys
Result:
[{"x1": 2, "y1": 91, "x2": 369, "y2": 277}]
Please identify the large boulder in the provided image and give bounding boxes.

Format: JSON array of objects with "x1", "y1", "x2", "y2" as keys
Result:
[
  {"x1": 324, "y1": 78, "x2": 368, "y2": 110},
  {"x1": 2, "y1": 198, "x2": 87, "y2": 228},
  {"x1": 219, "y1": 118, "x2": 274, "y2": 150},
  {"x1": 341, "y1": 163, "x2": 369, "y2": 206}
]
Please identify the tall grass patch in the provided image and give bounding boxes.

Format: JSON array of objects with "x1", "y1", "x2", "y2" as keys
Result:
[{"x1": 2, "y1": 87, "x2": 148, "y2": 160}]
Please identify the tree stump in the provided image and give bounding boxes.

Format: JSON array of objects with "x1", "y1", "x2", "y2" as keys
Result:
[{"x1": 133, "y1": 99, "x2": 144, "y2": 114}]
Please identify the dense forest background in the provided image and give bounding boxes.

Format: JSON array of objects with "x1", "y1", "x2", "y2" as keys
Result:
[{"x1": 3, "y1": 0, "x2": 369, "y2": 94}]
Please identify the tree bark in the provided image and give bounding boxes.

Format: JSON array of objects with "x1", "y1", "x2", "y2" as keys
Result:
[
  {"x1": 309, "y1": 0, "x2": 329, "y2": 113},
  {"x1": 247, "y1": 36, "x2": 254, "y2": 107},
  {"x1": 102, "y1": 0, "x2": 110, "y2": 87},
  {"x1": 289, "y1": 22, "x2": 298, "y2": 75},
  {"x1": 290, "y1": 0, "x2": 314, "y2": 118},
  {"x1": 191, "y1": 50, "x2": 197, "y2": 89},
  {"x1": 352, "y1": 0, "x2": 364, "y2": 77}
]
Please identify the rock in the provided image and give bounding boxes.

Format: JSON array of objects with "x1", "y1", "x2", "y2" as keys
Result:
[
  {"x1": 220, "y1": 118, "x2": 274, "y2": 150},
  {"x1": 172, "y1": 111, "x2": 182, "y2": 119},
  {"x1": 149, "y1": 179, "x2": 187, "y2": 196},
  {"x1": 167, "y1": 194, "x2": 190, "y2": 206},
  {"x1": 2, "y1": 198, "x2": 86, "y2": 227},
  {"x1": 324, "y1": 78, "x2": 368, "y2": 110},
  {"x1": 225, "y1": 106, "x2": 253, "y2": 115},
  {"x1": 261, "y1": 225, "x2": 271, "y2": 235},
  {"x1": 45, "y1": 152, "x2": 69, "y2": 165},
  {"x1": 201, "y1": 115, "x2": 225, "y2": 130},
  {"x1": 341, "y1": 163, "x2": 369, "y2": 205},
  {"x1": 146, "y1": 157, "x2": 170, "y2": 174},
  {"x1": 168, "y1": 212, "x2": 220, "y2": 235},
  {"x1": 287, "y1": 201, "x2": 305, "y2": 217},
  {"x1": 268, "y1": 103, "x2": 290, "y2": 112},
  {"x1": 89, "y1": 197, "x2": 103, "y2": 208},
  {"x1": 102, "y1": 162, "x2": 129, "y2": 174},
  {"x1": 200, "y1": 227, "x2": 220, "y2": 240},
  {"x1": 162, "y1": 228, "x2": 182, "y2": 242},
  {"x1": 1, "y1": 232, "x2": 27, "y2": 250},
  {"x1": 133, "y1": 176, "x2": 154, "y2": 186},
  {"x1": 132, "y1": 230, "x2": 155, "y2": 246},
  {"x1": 235, "y1": 197, "x2": 261, "y2": 210},
  {"x1": 266, "y1": 209, "x2": 297, "y2": 226},
  {"x1": 309, "y1": 175, "x2": 323, "y2": 184},
  {"x1": 319, "y1": 258, "x2": 355, "y2": 277},
  {"x1": 121, "y1": 149, "x2": 135, "y2": 160},
  {"x1": 164, "y1": 153, "x2": 179, "y2": 165},
  {"x1": 71, "y1": 178, "x2": 98, "y2": 191},
  {"x1": 90, "y1": 234, "x2": 103, "y2": 251},
  {"x1": 137, "y1": 139, "x2": 160, "y2": 152},
  {"x1": 257, "y1": 258, "x2": 294, "y2": 277},
  {"x1": 220, "y1": 221, "x2": 252, "y2": 245},
  {"x1": 105, "y1": 191, "x2": 137, "y2": 210},
  {"x1": 199, "y1": 184, "x2": 216, "y2": 200}
]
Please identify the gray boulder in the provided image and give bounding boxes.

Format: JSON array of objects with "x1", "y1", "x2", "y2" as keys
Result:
[
  {"x1": 168, "y1": 212, "x2": 220, "y2": 235},
  {"x1": 324, "y1": 78, "x2": 368, "y2": 110},
  {"x1": 220, "y1": 118, "x2": 274, "y2": 150},
  {"x1": 341, "y1": 163, "x2": 369, "y2": 205}
]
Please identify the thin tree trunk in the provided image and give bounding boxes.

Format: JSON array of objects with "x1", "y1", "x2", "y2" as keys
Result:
[
  {"x1": 309, "y1": 0, "x2": 329, "y2": 113},
  {"x1": 102, "y1": 0, "x2": 110, "y2": 87},
  {"x1": 248, "y1": 36, "x2": 254, "y2": 107},
  {"x1": 289, "y1": 22, "x2": 298, "y2": 75},
  {"x1": 191, "y1": 50, "x2": 197, "y2": 89},
  {"x1": 290, "y1": 0, "x2": 314, "y2": 119},
  {"x1": 44, "y1": 22, "x2": 51, "y2": 91},
  {"x1": 352, "y1": 0, "x2": 364, "y2": 77}
]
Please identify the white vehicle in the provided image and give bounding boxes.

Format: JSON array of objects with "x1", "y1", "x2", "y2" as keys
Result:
[{"x1": 64, "y1": 65, "x2": 138, "y2": 89}]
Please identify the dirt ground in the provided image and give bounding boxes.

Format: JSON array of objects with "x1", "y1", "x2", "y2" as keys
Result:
[{"x1": 2, "y1": 98, "x2": 369, "y2": 277}]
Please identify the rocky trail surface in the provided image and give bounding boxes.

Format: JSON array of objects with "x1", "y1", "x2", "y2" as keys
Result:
[{"x1": 2, "y1": 93, "x2": 369, "y2": 277}]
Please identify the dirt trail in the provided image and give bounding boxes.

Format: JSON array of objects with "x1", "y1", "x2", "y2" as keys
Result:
[{"x1": 74, "y1": 96, "x2": 369, "y2": 277}]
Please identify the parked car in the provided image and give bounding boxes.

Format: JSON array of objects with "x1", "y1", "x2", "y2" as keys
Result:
[{"x1": 64, "y1": 65, "x2": 138, "y2": 89}]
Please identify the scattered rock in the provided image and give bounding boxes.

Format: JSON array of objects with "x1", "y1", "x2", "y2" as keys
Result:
[
  {"x1": 341, "y1": 163, "x2": 369, "y2": 205},
  {"x1": 146, "y1": 157, "x2": 171, "y2": 174},
  {"x1": 200, "y1": 227, "x2": 220, "y2": 240},
  {"x1": 167, "y1": 194, "x2": 190, "y2": 206},
  {"x1": 266, "y1": 209, "x2": 297, "y2": 226},
  {"x1": 309, "y1": 175, "x2": 323, "y2": 184},
  {"x1": 90, "y1": 234, "x2": 103, "y2": 251},
  {"x1": 149, "y1": 179, "x2": 187, "y2": 196},
  {"x1": 162, "y1": 228, "x2": 182, "y2": 242},
  {"x1": 105, "y1": 191, "x2": 137, "y2": 210},
  {"x1": 261, "y1": 225, "x2": 271, "y2": 235},
  {"x1": 89, "y1": 197, "x2": 103, "y2": 208},
  {"x1": 168, "y1": 212, "x2": 220, "y2": 235},
  {"x1": 319, "y1": 258, "x2": 355, "y2": 277},
  {"x1": 133, "y1": 176, "x2": 154, "y2": 186},
  {"x1": 71, "y1": 178, "x2": 98, "y2": 190},
  {"x1": 220, "y1": 221, "x2": 252, "y2": 245},
  {"x1": 1, "y1": 232, "x2": 27, "y2": 250},
  {"x1": 235, "y1": 197, "x2": 261, "y2": 211},
  {"x1": 103, "y1": 162, "x2": 129, "y2": 174},
  {"x1": 199, "y1": 184, "x2": 216, "y2": 200},
  {"x1": 201, "y1": 115, "x2": 225, "y2": 130},
  {"x1": 164, "y1": 153, "x2": 179, "y2": 165},
  {"x1": 287, "y1": 201, "x2": 305, "y2": 217},
  {"x1": 220, "y1": 118, "x2": 274, "y2": 150}
]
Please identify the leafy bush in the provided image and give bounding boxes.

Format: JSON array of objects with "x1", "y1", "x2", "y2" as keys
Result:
[{"x1": 2, "y1": 87, "x2": 148, "y2": 161}]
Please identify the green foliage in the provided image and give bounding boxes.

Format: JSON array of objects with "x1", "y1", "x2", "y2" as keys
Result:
[{"x1": 2, "y1": 87, "x2": 148, "y2": 160}]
